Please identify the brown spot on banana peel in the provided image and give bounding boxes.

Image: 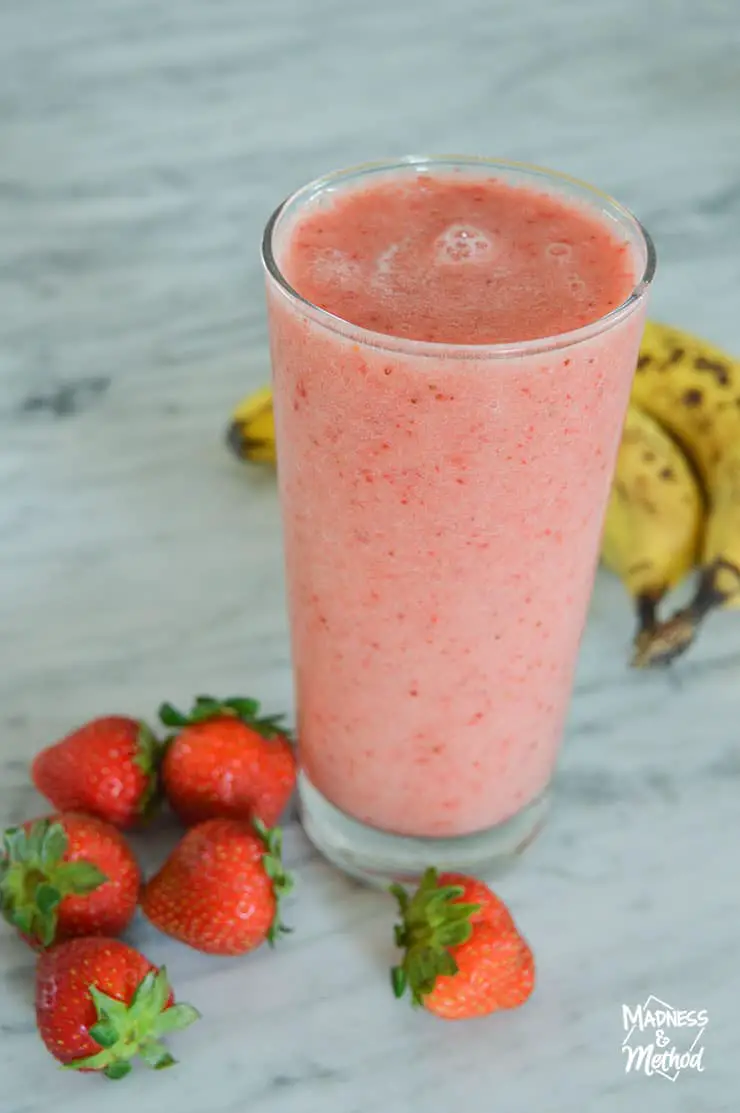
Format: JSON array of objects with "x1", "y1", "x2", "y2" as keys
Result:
[
  {"x1": 666, "y1": 347, "x2": 686, "y2": 367},
  {"x1": 682, "y1": 388, "x2": 703, "y2": 408},
  {"x1": 693, "y1": 356, "x2": 731, "y2": 386},
  {"x1": 628, "y1": 561, "x2": 654, "y2": 576},
  {"x1": 637, "y1": 347, "x2": 683, "y2": 373},
  {"x1": 631, "y1": 559, "x2": 740, "y2": 668}
]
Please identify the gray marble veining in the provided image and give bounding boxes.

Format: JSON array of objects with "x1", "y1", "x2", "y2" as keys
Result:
[{"x1": 1, "y1": 0, "x2": 739, "y2": 1109}]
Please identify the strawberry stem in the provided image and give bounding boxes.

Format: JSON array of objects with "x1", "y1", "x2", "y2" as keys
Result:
[
  {"x1": 252, "y1": 818, "x2": 294, "y2": 945},
  {"x1": 158, "y1": 695, "x2": 292, "y2": 741},
  {"x1": 389, "y1": 867, "x2": 481, "y2": 1007},
  {"x1": 0, "y1": 820, "x2": 107, "y2": 948},
  {"x1": 132, "y1": 722, "x2": 166, "y2": 821},
  {"x1": 67, "y1": 966, "x2": 200, "y2": 1078}
]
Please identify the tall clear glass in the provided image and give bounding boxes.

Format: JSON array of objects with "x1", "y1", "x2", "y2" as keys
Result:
[{"x1": 262, "y1": 157, "x2": 655, "y2": 887}]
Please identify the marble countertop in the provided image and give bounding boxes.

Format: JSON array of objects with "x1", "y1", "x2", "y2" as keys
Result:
[{"x1": 2, "y1": 1, "x2": 739, "y2": 1109}]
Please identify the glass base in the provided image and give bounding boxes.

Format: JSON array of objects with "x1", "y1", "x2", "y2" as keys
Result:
[{"x1": 298, "y1": 772, "x2": 550, "y2": 889}]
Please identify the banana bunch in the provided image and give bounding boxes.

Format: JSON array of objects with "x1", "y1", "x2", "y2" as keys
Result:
[
  {"x1": 622, "y1": 321, "x2": 740, "y2": 665},
  {"x1": 226, "y1": 321, "x2": 740, "y2": 666}
]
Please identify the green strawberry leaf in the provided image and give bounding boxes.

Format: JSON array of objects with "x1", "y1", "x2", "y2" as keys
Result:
[
  {"x1": 131, "y1": 967, "x2": 171, "y2": 1017},
  {"x1": 153, "y1": 1054, "x2": 176, "y2": 1071},
  {"x1": 38, "y1": 911, "x2": 56, "y2": 948},
  {"x1": 180, "y1": 696, "x2": 227, "y2": 724},
  {"x1": 220, "y1": 697, "x2": 260, "y2": 718},
  {"x1": 104, "y1": 1062, "x2": 132, "y2": 1081},
  {"x1": 139, "y1": 1041, "x2": 176, "y2": 1070},
  {"x1": 252, "y1": 818, "x2": 295, "y2": 944},
  {"x1": 130, "y1": 969, "x2": 157, "y2": 1010},
  {"x1": 389, "y1": 884, "x2": 409, "y2": 916},
  {"x1": 89, "y1": 986, "x2": 129, "y2": 1024},
  {"x1": 158, "y1": 703, "x2": 190, "y2": 728},
  {"x1": 35, "y1": 883, "x2": 61, "y2": 918},
  {"x1": 391, "y1": 966, "x2": 407, "y2": 999},
  {"x1": 150, "y1": 968, "x2": 173, "y2": 1015},
  {"x1": 89, "y1": 992, "x2": 129, "y2": 1023},
  {"x1": 2, "y1": 826, "x2": 25, "y2": 862},
  {"x1": 251, "y1": 714, "x2": 290, "y2": 740},
  {"x1": 40, "y1": 823, "x2": 68, "y2": 867},
  {"x1": 26, "y1": 820, "x2": 49, "y2": 859},
  {"x1": 436, "y1": 921, "x2": 472, "y2": 948},
  {"x1": 55, "y1": 861, "x2": 108, "y2": 894},
  {"x1": 133, "y1": 722, "x2": 162, "y2": 771},
  {"x1": 89, "y1": 1021, "x2": 119, "y2": 1049},
  {"x1": 65, "y1": 1049, "x2": 112, "y2": 1072},
  {"x1": 131, "y1": 722, "x2": 165, "y2": 819},
  {"x1": 151, "y1": 1003, "x2": 201, "y2": 1037}
]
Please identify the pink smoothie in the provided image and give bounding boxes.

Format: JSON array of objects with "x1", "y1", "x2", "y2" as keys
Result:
[{"x1": 266, "y1": 169, "x2": 646, "y2": 838}]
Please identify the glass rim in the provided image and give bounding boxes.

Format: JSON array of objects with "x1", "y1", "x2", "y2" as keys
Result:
[{"x1": 261, "y1": 155, "x2": 656, "y2": 359}]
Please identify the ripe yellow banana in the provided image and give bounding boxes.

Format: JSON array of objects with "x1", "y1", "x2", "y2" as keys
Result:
[
  {"x1": 629, "y1": 321, "x2": 740, "y2": 665},
  {"x1": 601, "y1": 404, "x2": 704, "y2": 646},
  {"x1": 225, "y1": 385, "x2": 277, "y2": 465}
]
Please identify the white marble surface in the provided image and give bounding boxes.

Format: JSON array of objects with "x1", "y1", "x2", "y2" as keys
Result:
[{"x1": 2, "y1": 1, "x2": 740, "y2": 1109}]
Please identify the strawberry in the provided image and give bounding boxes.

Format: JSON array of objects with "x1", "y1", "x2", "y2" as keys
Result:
[
  {"x1": 36, "y1": 937, "x2": 199, "y2": 1079},
  {"x1": 141, "y1": 817, "x2": 293, "y2": 956},
  {"x1": 0, "y1": 814, "x2": 140, "y2": 949},
  {"x1": 32, "y1": 715, "x2": 163, "y2": 829},
  {"x1": 390, "y1": 867, "x2": 535, "y2": 1020},
  {"x1": 159, "y1": 695, "x2": 296, "y2": 828}
]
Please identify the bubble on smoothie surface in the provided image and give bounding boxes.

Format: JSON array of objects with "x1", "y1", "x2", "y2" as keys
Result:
[
  {"x1": 373, "y1": 240, "x2": 411, "y2": 288},
  {"x1": 312, "y1": 247, "x2": 361, "y2": 285},
  {"x1": 434, "y1": 225, "x2": 495, "y2": 264},
  {"x1": 568, "y1": 275, "x2": 587, "y2": 296},
  {"x1": 545, "y1": 241, "x2": 572, "y2": 260}
]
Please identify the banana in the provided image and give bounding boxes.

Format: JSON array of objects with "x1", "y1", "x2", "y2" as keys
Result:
[
  {"x1": 629, "y1": 321, "x2": 740, "y2": 665},
  {"x1": 225, "y1": 385, "x2": 277, "y2": 465},
  {"x1": 601, "y1": 404, "x2": 704, "y2": 646}
]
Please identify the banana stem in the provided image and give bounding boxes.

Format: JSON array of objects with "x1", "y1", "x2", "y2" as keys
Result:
[
  {"x1": 631, "y1": 563, "x2": 731, "y2": 668},
  {"x1": 634, "y1": 594, "x2": 659, "y2": 641}
]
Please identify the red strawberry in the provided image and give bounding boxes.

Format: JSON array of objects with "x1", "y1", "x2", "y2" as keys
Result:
[
  {"x1": 0, "y1": 814, "x2": 140, "y2": 949},
  {"x1": 36, "y1": 937, "x2": 199, "y2": 1079},
  {"x1": 159, "y1": 695, "x2": 296, "y2": 828},
  {"x1": 32, "y1": 716, "x2": 163, "y2": 829},
  {"x1": 141, "y1": 817, "x2": 293, "y2": 956},
  {"x1": 390, "y1": 868, "x2": 535, "y2": 1020}
]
